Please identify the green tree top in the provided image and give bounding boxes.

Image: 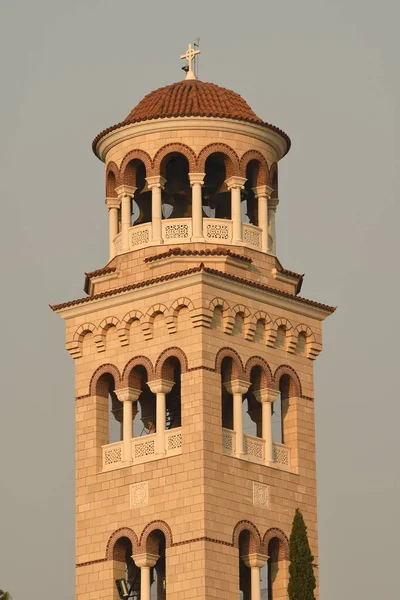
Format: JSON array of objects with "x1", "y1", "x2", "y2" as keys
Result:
[
  {"x1": 0, "y1": 591, "x2": 12, "y2": 600},
  {"x1": 288, "y1": 508, "x2": 316, "y2": 600}
]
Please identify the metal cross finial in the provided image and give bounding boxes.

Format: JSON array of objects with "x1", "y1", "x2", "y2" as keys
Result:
[{"x1": 180, "y1": 43, "x2": 200, "y2": 80}]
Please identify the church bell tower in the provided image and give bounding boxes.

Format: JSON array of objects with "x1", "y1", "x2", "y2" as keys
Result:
[{"x1": 52, "y1": 46, "x2": 334, "y2": 600}]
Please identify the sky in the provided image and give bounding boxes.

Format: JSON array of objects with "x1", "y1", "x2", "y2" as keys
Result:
[{"x1": 0, "y1": 1, "x2": 399, "y2": 598}]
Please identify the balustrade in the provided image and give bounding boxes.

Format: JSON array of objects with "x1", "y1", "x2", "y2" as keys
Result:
[{"x1": 221, "y1": 428, "x2": 291, "y2": 470}]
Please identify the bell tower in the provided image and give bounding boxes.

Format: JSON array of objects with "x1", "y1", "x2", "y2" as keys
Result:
[{"x1": 52, "y1": 46, "x2": 334, "y2": 600}]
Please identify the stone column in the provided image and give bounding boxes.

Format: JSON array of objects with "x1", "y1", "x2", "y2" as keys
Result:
[
  {"x1": 255, "y1": 389, "x2": 280, "y2": 465},
  {"x1": 224, "y1": 379, "x2": 250, "y2": 458},
  {"x1": 253, "y1": 185, "x2": 273, "y2": 253},
  {"x1": 226, "y1": 176, "x2": 247, "y2": 244},
  {"x1": 117, "y1": 387, "x2": 141, "y2": 464},
  {"x1": 146, "y1": 176, "x2": 166, "y2": 245},
  {"x1": 243, "y1": 553, "x2": 269, "y2": 600},
  {"x1": 189, "y1": 172, "x2": 205, "y2": 241},
  {"x1": 134, "y1": 553, "x2": 159, "y2": 600},
  {"x1": 115, "y1": 185, "x2": 136, "y2": 252},
  {"x1": 268, "y1": 198, "x2": 279, "y2": 255},
  {"x1": 148, "y1": 379, "x2": 174, "y2": 456},
  {"x1": 105, "y1": 197, "x2": 121, "y2": 259}
]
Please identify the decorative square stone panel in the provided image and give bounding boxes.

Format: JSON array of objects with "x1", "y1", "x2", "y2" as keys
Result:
[
  {"x1": 253, "y1": 482, "x2": 269, "y2": 508},
  {"x1": 130, "y1": 481, "x2": 149, "y2": 508}
]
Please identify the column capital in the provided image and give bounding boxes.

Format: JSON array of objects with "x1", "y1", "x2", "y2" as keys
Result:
[
  {"x1": 105, "y1": 197, "x2": 121, "y2": 210},
  {"x1": 252, "y1": 184, "x2": 274, "y2": 198},
  {"x1": 188, "y1": 172, "x2": 206, "y2": 186},
  {"x1": 146, "y1": 175, "x2": 166, "y2": 190},
  {"x1": 242, "y1": 553, "x2": 269, "y2": 569},
  {"x1": 268, "y1": 197, "x2": 279, "y2": 210},
  {"x1": 225, "y1": 175, "x2": 247, "y2": 190},
  {"x1": 133, "y1": 552, "x2": 159, "y2": 568},
  {"x1": 224, "y1": 378, "x2": 250, "y2": 395},
  {"x1": 254, "y1": 388, "x2": 280, "y2": 404},
  {"x1": 115, "y1": 184, "x2": 136, "y2": 198},
  {"x1": 116, "y1": 387, "x2": 141, "y2": 402},
  {"x1": 148, "y1": 378, "x2": 174, "y2": 394}
]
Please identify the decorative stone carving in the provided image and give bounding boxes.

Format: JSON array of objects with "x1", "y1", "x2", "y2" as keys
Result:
[
  {"x1": 130, "y1": 481, "x2": 149, "y2": 508},
  {"x1": 253, "y1": 482, "x2": 269, "y2": 508}
]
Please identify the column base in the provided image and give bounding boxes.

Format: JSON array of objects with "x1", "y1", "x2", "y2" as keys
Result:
[
  {"x1": 151, "y1": 238, "x2": 164, "y2": 245},
  {"x1": 191, "y1": 235, "x2": 205, "y2": 242}
]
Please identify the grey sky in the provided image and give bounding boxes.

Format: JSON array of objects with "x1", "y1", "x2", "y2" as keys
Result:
[{"x1": 0, "y1": 1, "x2": 399, "y2": 598}]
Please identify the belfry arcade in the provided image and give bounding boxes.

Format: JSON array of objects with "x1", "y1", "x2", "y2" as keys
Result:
[{"x1": 52, "y1": 45, "x2": 334, "y2": 600}]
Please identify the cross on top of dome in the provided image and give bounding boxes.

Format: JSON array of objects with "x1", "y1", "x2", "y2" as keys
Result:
[{"x1": 180, "y1": 42, "x2": 200, "y2": 80}]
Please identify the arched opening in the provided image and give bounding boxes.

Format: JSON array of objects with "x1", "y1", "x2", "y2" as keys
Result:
[
  {"x1": 211, "y1": 305, "x2": 223, "y2": 330},
  {"x1": 239, "y1": 530, "x2": 252, "y2": 600},
  {"x1": 113, "y1": 537, "x2": 141, "y2": 599},
  {"x1": 124, "y1": 159, "x2": 150, "y2": 226},
  {"x1": 160, "y1": 153, "x2": 191, "y2": 219},
  {"x1": 233, "y1": 311, "x2": 245, "y2": 335},
  {"x1": 129, "y1": 365, "x2": 156, "y2": 438},
  {"x1": 254, "y1": 319, "x2": 266, "y2": 343},
  {"x1": 272, "y1": 375, "x2": 290, "y2": 445},
  {"x1": 147, "y1": 530, "x2": 167, "y2": 600},
  {"x1": 245, "y1": 366, "x2": 263, "y2": 439},
  {"x1": 221, "y1": 356, "x2": 234, "y2": 430},
  {"x1": 109, "y1": 383, "x2": 123, "y2": 444},
  {"x1": 242, "y1": 161, "x2": 260, "y2": 226},
  {"x1": 202, "y1": 153, "x2": 230, "y2": 218},
  {"x1": 265, "y1": 537, "x2": 288, "y2": 600},
  {"x1": 106, "y1": 170, "x2": 117, "y2": 198},
  {"x1": 163, "y1": 358, "x2": 182, "y2": 430},
  {"x1": 271, "y1": 167, "x2": 278, "y2": 199}
]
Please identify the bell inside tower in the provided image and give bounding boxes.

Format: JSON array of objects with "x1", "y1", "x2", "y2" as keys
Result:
[
  {"x1": 161, "y1": 153, "x2": 191, "y2": 219},
  {"x1": 202, "y1": 153, "x2": 230, "y2": 219}
]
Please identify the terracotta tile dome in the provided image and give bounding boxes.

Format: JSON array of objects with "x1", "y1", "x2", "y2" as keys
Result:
[
  {"x1": 123, "y1": 80, "x2": 263, "y2": 124},
  {"x1": 92, "y1": 79, "x2": 291, "y2": 153}
]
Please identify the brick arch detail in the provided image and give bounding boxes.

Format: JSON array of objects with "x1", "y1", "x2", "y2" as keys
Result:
[
  {"x1": 119, "y1": 149, "x2": 152, "y2": 186},
  {"x1": 154, "y1": 347, "x2": 189, "y2": 378},
  {"x1": 209, "y1": 297, "x2": 230, "y2": 312},
  {"x1": 269, "y1": 162, "x2": 278, "y2": 194},
  {"x1": 273, "y1": 364, "x2": 302, "y2": 397},
  {"x1": 89, "y1": 363, "x2": 122, "y2": 396},
  {"x1": 139, "y1": 520, "x2": 173, "y2": 549},
  {"x1": 245, "y1": 356, "x2": 273, "y2": 388},
  {"x1": 73, "y1": 322, "x2": 97, "y2": 342},
  {"x1": 215, "y1": 347, "x2": 245, "y2": 381},
  {"x1": 106, "y1": 162, "x2": 119, "y2": 198},
  {"x1": 197, "y1": 142, "x2": 240, "y2": 178},
  {"x1": 118, "y1": 310, "x2": 144, "y2": 346},
  {"x1": 239, "y1": 150, "x2": 269, "y2": 185},
  {"x1": 122, "y1": 355, "x2": 155, "y2": 387},
  {"x1": 294, "y1": 323, "x2": 315, "y2": 341},
  {"x1": 263, "y1": 527, "x2": 289, "y2": 561},
  {"x1": 152, "y1": 143, "x2": 197, "y2": 175},
  {"x1": 232, "y1": 520, "x2": 262, "y2": 553},
  {"x1": 106, "y1": 527, "x2": 139, "y2": 560}
]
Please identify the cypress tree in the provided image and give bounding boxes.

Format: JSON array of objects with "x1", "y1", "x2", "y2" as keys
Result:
[{"x1": 288, "y1": 509, "x2": 316, "y2": 600}]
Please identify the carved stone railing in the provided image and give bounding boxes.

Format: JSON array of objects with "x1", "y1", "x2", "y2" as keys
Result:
[
  {"x1": 204, "y1": 218, "x2": 232, "y2": 243},
  {"x1": 102, "y1": 427, "x2": 183, "y2": 471},
  {"x1": 222, "y1": 428, "x2": 235, "y2": 456},
  {"x1": 129, "y1": 222, "x2": 152, "y2": 249},
  {"x1": 162, "y1": 218, "x2": 192, "y2": 243},
  {"x1": 166, "y1": 428, "x2": 183, "y2": 456},
  {"x1": 102, "y1": 440, "x2": 123, "y2": 471},
  {"x1": 242, "y1": 223, "x2": 262, "y2": 249},
  {"x1": 273, "y1": 442, "x2": 291, "y2": 471},
  {"x1": 244, "y1": 434, "x2": 265, "y2": 464}
]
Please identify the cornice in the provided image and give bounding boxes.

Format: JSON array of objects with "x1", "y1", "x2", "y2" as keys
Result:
[
  {"x1": 95, "y1": 117, "x2": 287, "y2": 163},
  {"x1": 51, "y1": 265, "x2": 335, "y2": 321}
]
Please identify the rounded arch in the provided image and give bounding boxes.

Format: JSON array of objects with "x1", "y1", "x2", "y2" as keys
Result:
[
  {"x1": 273, "y1": 365, "x2": 302, "y2": 397},
  {"x1": 169, "y1": 296, "x2": 195, "y2": 317},
  {"x1": 232, "y1": 520, "x2": 262, "y2": 552},
  {"x1": 209, "y1": 297, "x2": 230, "y2": 313},
  {"x1": 122, "y1": 356, "x2": 155, "y2": 387},
  {"x1": 215, "y1": 347, "x2": 245, "y2": 380},
  {"x1": 197, "y1": 143, "x2": 240, "y2": 178},
  {"x1": 139, "y1": 520, "x2": 173, "y2": 549},
  {"x1": 245, "y1": 356, "x2": 273, "y2": 388},
  {"x1": 146, "y1": 303, "x2": 168, "y2": 319},
  {"x1": 73, "y1": 322, "x2": 96, "y2": 342},
  {"x1": 106, "y1": 527, "x2": 139, "y2": 560},
  {"x1": 240, "y1": 150, "x2": 269, "y2": 186},
  {"x1": 295, "y1": 323, "x2": 316, "y2": 341},
  {"x1": 98, "y1": 316, "x2": 119, "y2": 334},
  {"x1": 89, "y1": 363, "x2": 122, "y2": 396},
  {"x1": 119, "y1": 149, "x2": 152, "y2": 186},
  {"x1": 155, "y1": 347, "x2": 188, "y2": 378},
  {"x1": 263, "y1": 527, "x2": 289, "y2": 561},
  {"x1": 152, "y1": 143, "x2": 197, "y2": 175},
  {"x1": 106, "y1": 162, "x2": 119, "y2": 198}
]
